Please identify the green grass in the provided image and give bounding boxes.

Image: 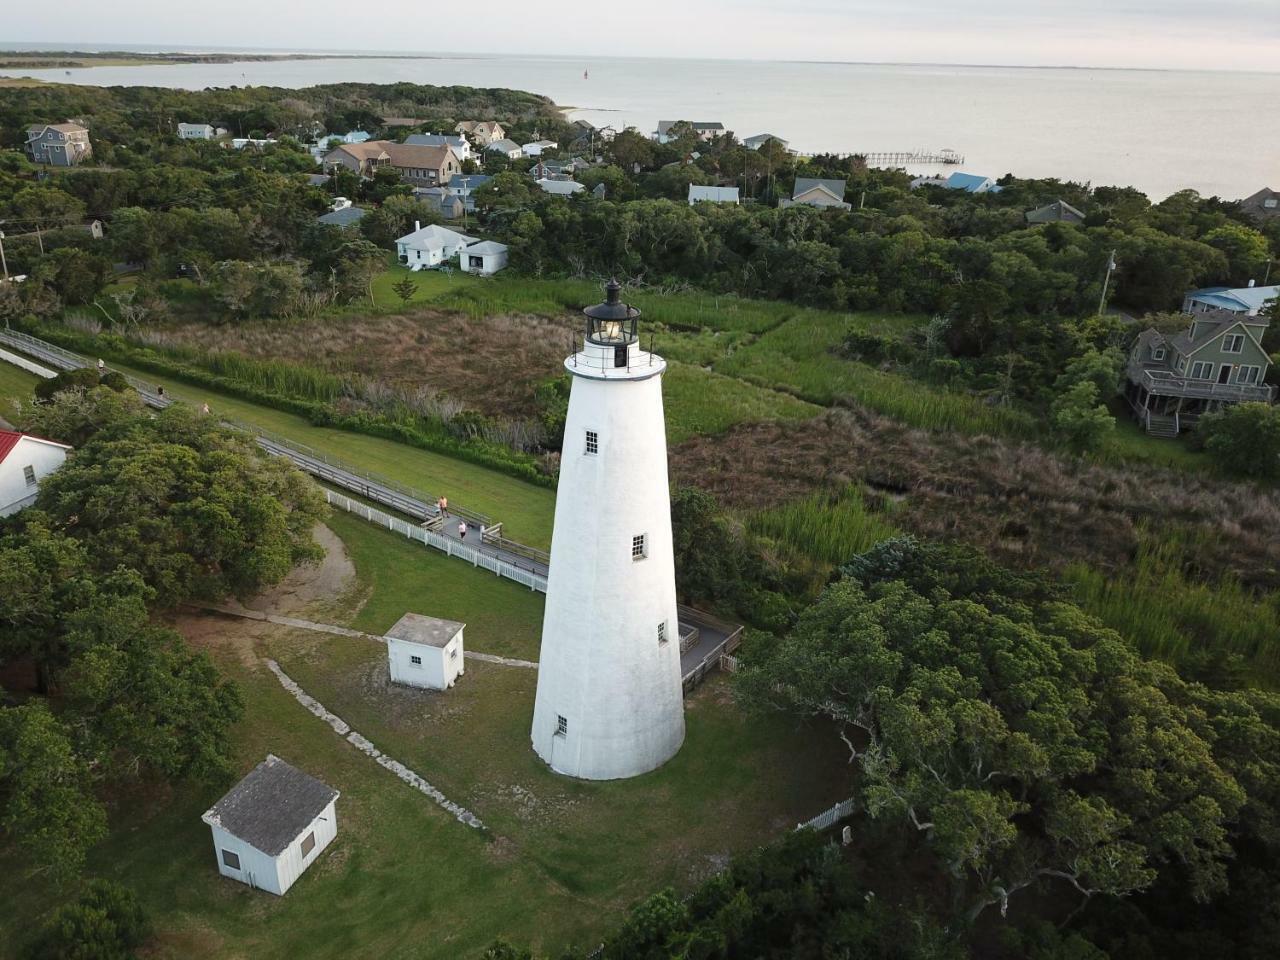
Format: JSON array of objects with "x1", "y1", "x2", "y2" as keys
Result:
[
  {"x1": 0, "y1": 361, "x2": 39, "y2": 417},
  {"x1": 748, "y1": 486, "x2": 901, "y2": 569},
  {"x1": 1095, "y1": 406, "x2": 1210, "y2": 472},
  {"x1": 663, "y1": 362, "x2": 820, "y2": 445},
  {"x1": 717, "y1": 314, "x2": 1038, "y2": 437},
  {"x1": 0, "y1": 512, "x2": 850, "y2": 960},
  {"x1": 102, "y1": 357, "x2": 557, "y2": 550}
]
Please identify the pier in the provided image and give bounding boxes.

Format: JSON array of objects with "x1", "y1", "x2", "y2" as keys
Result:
[{"x1": 793, "y1": 148, "x2": 964, "y2": 166}]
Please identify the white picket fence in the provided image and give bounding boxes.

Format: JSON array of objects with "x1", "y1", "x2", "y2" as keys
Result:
[
  {"x1": 795, "y1": 797, "x2": 856, "y2": 833},
  {"x1": 325, "y1": 490, "x2": 549, "y2": 593}
]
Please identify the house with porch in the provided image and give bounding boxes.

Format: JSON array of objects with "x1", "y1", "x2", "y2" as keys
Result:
[
  {"x1": 395, "y1": 222, "x2": 477, "y2": 270},
  {"x1": 324, "y1": 141, "x2": 461, "y2": 187},
  {"x1": 1124, "y1": 305, "x2": 1275, "y2": 437},
  {"x1": 25, "y1": 122, "x2": 92, "y2": 166},
  {"x1": 1183, "y1": 282, "x2": 1279, "y2": 318}
]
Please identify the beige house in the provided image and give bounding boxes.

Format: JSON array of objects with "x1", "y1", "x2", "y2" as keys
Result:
[
  {"x1": 456, "y1": 120, "x2": 507, "y2": 147},
  {"x1": 779, "y1": 177, "x2": 851, "y2": 211},
  {"x1": 25, "y1": 122, "x2": 91, "y2": 166},
  {"x1": 324, "y1": 141, "x2": 461, "y2": 187}
]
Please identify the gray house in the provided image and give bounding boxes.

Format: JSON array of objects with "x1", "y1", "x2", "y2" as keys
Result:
[
  {"x1": 1026, "y1": 200, "x2": 1085, "y2": 224},
  {"x1": 25, "y1": 122, "x2": 92, "y2": 166},
  {"x1": 779, "y1": 177, "x2": 851, "y2": 211},
  {"x1": 317, "y1": 206, "x2": 368, "y2": 228},
  {"x1": 1125, "y1": 306, "x2": 1275, "y2": 436},
  {"x1": 1240, "y1": 187, "x2": 1280, "y2": 222}
]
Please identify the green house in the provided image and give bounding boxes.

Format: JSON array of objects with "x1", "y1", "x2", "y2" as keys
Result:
[{"x1": 1125, "y1": 307, "x2": 1274, "y2": 436}]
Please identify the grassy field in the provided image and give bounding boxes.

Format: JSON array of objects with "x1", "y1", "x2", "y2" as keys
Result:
[
  {"x1": 0, "y1": 511, "x2": 849, "y2": 960},
  {"x1": 0, "y1": 362, "x2": 40, "y2": 419},
  {"x1": 663, "y1": 361, "x2": 818, "y2": 445}
]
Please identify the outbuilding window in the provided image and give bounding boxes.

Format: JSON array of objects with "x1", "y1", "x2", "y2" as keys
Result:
[
  {"x1": 632, "y1": 534, "x2": 647, "y2": 561},
  {"x1": 222, "y1": 849, "x2": 241, "y2": 870},
  {"x1": 301, "y1": 832, "x2": 316, "y2": 857},
  {"x1": 23, "y1": 465, "x2": 36, "y2": 486},
  {"x1": 410, "y1": 655, "x2": 423, "y2": 666},
  {"x1": 556, "y1": 715, "x2": 568, "y2": 737},
  {"x1": 450, "y1": 647, "x2": 458, "y2": 660}
]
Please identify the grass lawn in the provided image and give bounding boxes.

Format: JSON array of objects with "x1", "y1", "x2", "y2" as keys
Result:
[
  {"x1": 99, "y1": 357, "x2": 558, "y2": 550},
  {"x1": 0, "y1": 361, "x2": 40, "y2": 416},
  {"x1": 0, "y1": 512, "x2": 850, "y2": 960}
]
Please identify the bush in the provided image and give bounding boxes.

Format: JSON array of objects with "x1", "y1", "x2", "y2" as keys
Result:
[
  {"x1": 1050, "y1": 380, "x2": 1114, "y2": 451},
  {"x1": 1200, "y1": 402, "x2": 1280, "y2": 479},
  {"x1": 26, "y1": 880, "x2": 151, "y2": 960}
]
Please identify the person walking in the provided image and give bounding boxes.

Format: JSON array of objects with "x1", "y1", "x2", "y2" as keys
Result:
[
  {"x1": 439, "y1": 495, "x2": 449, "y2": 517},
  {"x1": 96, "y1": 358, "x2": 105, "y2": 374},
  {"x1": 458, "y1": 520, "x2": 468, "y2": 540},
  {"x1": 200, "y1": 401, "x2": 211, "y2": 415}
]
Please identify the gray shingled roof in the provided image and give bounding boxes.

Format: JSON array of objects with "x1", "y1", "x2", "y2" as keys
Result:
[
  {"x1": 793, "y1": 177, "x2": 847, "y2": 201},
  {"x1": 317, "y1": 206, "x2": 367, "y2": 226},
  {"x1": 386, "y1": 613, "x2": 465, "y2": 648},
  {"x1": 202, "y1": 756, "x2": 339, "y2": 856}
]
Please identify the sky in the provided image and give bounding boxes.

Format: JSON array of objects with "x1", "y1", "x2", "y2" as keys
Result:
[{"x1": 6, "y1": 0, "x2": 1279, "y2": 72}]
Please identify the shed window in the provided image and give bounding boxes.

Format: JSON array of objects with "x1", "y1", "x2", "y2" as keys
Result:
[
  {"x1": 1223, "y1": 334, "x2": 1245, "y2": 354},
  {"x1": 301, "y1": 831, "x2": 316, "y2": 857},
  {"x1": 222, "y1": 849, "x2": 241, "y2": 870},
  {"x1": 23, "y1": 465, "x2": 36, "y2": 486},
  {"x1": 410, "y1": 654, "x2": 423, "y2": 666},
  {"x1": 632, "y1": 534, "x2": 647, "y2": 561},
  {"x1": 556, "y1": 715, "x2": 568, "y2": 737},
  {"x1": 450, "y1": 647, "x2": 458, "y2": 660},
  {"x1": 585, "y1": 430, "x2": 598, "y2": 455}
]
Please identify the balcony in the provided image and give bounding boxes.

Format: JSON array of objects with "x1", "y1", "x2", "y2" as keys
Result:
[{"x1": 1129, "y1": 363, "x2": 1275, "y2": 403}]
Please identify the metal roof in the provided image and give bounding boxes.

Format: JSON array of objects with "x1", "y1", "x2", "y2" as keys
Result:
[
  {"x1": 201, "y1": 755, "x2": 339, "y2": 857},
  {"x1": 793, "y1": 177, "x2": 847, "y2": 201},
  {"x1": 1186, "y1": 285, "x2": 1279, "y2": 314}
]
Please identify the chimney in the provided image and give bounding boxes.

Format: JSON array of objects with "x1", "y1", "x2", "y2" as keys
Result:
[
  {"x1": 414, "y1": 220, "x2": 421, "y2": 232},
  {"x1": 1249, "y1": 279, "x2": 1256, "y2": 288}
]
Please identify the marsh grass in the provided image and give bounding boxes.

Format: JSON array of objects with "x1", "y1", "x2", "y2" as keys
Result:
[{"x1": 748, "y1": 486, "x2": 901, "y2": 569}]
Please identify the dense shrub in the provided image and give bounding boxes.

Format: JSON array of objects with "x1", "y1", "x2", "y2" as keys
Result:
[{"x1": 25, "y1": 880, "x2": 150, "y2": 960}]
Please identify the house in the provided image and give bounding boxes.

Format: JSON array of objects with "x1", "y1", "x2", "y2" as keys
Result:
[
  {"x1": 743, "y1": 133, "x2": 789, "y2": 151},
  {"x1": 75, "y1": 220, "x2": 105, "y2": 240},
  {"x1": 337, "y1": 129, "x2": 371, "y2": 144},
  {"x1": 536, "y1": 178, "x2": 585, "y2": 196},
  {"x1": 414, "y1": 187, "x2": 465, "y2": 219},
  {"x1": 201, "y1": 755, "x2": 339, "y2": 896},
  {"x1": 380, "y1": 116, "x2": 424, "y2": 128},
  {"x1": 779, "y1": 177, "x2": 851, "y2": 211},
  {"x1": 230, "y1": 138, "x2": 278, "y2": 150},
  {"x1": 592, "y1": 182, "x2": 608, "y2": 199},
  {"x1": 324, "y1": 141, "x2": 461, "y2": 187},
  {"x1": 688, "y1": 184, "x2": 740, "y2": 205},
  {"x1": 0, "y1": 431, "x2": 71, "y2": 517},
  {"x1": 305, "y1": 173, "x2": 331, "y2": 187},
  {"x1": 395, "y1": 222, "x2": 477, "y2": 270},
  {"x1": 24, "y1": 122, "x2": 92, "y2": 166},
  {"x1": 1026, "y1": 200, "x2": 1085, "y2": 224},
  {"x1": 316, "y1": 206, "x2": 367, "y2": 228},
  {"x1": 177, "y1": 122, "x2": 220, "y2": 140},
  {"x1": 912, "y1": 171, "x2": 1002, "y2": 194},
  {"x1": 445, "y1": 174, "x2": 491, "y2": 212},
  {"x1": 1183, "y1": 282, "x2": 1279, "y2": 318},
  {"x1": 460, "y1": 240, "x2": 509, "y2": 276},
  {"x1": 386, "y1": 613, "x2": 466, "y2": 690},
  {"x1": 456, "y1": 120, "x2": 507, "y2": 146},
  {"x1": 1124, "y1": 307, "x2": 1275, "y2": 436},
  {"x1": 484, "y1": 138, "x2": 524, "y2": 160},
  {"x1": 653, "y1": 120, "x2": 726, "y2": 143},
  {"x1": 404, "y1": 133, "x2": 472, "y2": 161},
  {"x1": 1240, "y1": 187, "x2": 1280, "y2": 222},
  {"x1": 522, "y1": 139, "x2": 558, "y2": 158}
]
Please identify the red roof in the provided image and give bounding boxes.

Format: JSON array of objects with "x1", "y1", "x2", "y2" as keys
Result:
[{"x1": 0, "y1": 431, "x2": 21, "y2": 465}]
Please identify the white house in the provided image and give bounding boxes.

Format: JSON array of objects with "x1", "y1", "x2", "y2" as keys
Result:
[
  {"x1": 485, "y1": 138, "x2": 524, "y2": 160},
  {"x1": 178, "y1": 122, "x2": 221, "y2": 140},
  {"x1": 743, "y1": 133, "x2": 789, "y2": 151},
  {"x1": 386, "y1": 613, "x2": 466, "y2": 690},
  {"x1": 201, "y1": 755, "x2": 339, "y2": 896},
  {"x1": 460, "y1": 240, "x2": 509, "y2": 276},
  {"x1": 395, "y1": 222, "x2": 477, "y2": 270},
  {"x1": 688, "y1": 184, "x2": 740, "y2": 205},
  {"x1": 0, "y1": 430, "x2": 71, "y2": 517},
  {"x1": 653, "y1": 120, "x2": 726, "y2": 144},
  {"x1": 405, "y1": 133, "x2": 472, "y2": 162},
  {"x1": 522, "y1": 139, "x2": 558, "y2": 158},
  {"x1": 536, "y1": 178, "x2": 585, "y2": 196},
  {"x1": 230, "y1": 138, "x2": 278, "y2": 150}
]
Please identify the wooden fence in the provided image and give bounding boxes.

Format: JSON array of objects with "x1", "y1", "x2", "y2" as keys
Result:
[{"x1": 325, "y1": 491, "x2": 548, "y2": 593}]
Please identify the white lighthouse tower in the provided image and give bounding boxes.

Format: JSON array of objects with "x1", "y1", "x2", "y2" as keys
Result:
[{"x1": 530, "y1": 280, "x2": 685, "y2": 780}]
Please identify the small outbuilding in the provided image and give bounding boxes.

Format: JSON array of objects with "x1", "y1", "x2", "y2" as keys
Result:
[
  {"x1": 201, "y1": 755, "x2": 339, "y2": 896},
  {"x1": 0, "y1": 430, "x2": 71, "y2": 517},
  {"x1": 386, "y1": 613, "x2": 466, "y2": 690},
  {"x1": 460, "y1": 240, "x2": 509, "y2": 276}
]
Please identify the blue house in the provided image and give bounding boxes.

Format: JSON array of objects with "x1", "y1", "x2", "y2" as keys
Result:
[
  {"x1": 912, "y1": 171, "x2": 1003, "y2": 194},
  {"x1": 1183, "y1": 283, "x2": 1279, "y2": 318}
]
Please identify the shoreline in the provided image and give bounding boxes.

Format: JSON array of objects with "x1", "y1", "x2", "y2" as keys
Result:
[{"x1": 0, "y1": 50, "x2": 444, "y2": 71}]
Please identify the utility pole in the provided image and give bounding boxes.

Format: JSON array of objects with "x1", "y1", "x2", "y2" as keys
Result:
[
  {"x1": 1098, "y1": 249, "x2": 1117, "y2": 315},
  {"x1": 0, "y1": 230, "x2": 8, "y2": 281}
]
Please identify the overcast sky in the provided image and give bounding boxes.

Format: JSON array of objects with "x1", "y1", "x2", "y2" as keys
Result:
[{"x1": 7, "y1": 0, "x2": 1279, "y2": 71}]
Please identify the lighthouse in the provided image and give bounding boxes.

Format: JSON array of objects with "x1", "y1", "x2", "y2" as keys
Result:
[{"x1": 530, "y1": 280, "x2": 685, "y2": 780}]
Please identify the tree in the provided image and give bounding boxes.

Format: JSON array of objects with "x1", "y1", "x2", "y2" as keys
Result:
[
  {"x1": 25, "y1": 880, "x2": 151, "y2": 959},
  {"x1": 15, "y1": 383, "x2": 145, "y2": 449},
  {"x1": 738, "y1": 539, "x2": 1252, "y2": 923},
  {"x1": 1200, "y1": 402, "x2": 1280, "y2": 479},
  {"x1": 34, "y1": 248, "x2": 109, "y2": 305},
  {"x1": 1202, "y1": 224, "x2": 1271, "y2": 285},
  {"x1": 1051, "y1": 380, "x2": 1114, "y2": 452},
  {"x1": 392, "y1": 275, "x2": 417, "y2": 305}
]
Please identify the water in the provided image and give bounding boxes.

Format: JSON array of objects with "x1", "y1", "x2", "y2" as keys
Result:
[{"x1": 9, "y1": 53, "x2": 1279, "y2": 199}]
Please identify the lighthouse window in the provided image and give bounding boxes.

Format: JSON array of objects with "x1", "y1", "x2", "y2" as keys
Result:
[
  {"x1": 632, "y1": 534, "x2": 648, "y2": 560},
  {"x1": 658, "y1": 622, "x2": 667, "y2": 646},
  {"x1": 585, "y1": 429, "x2": 598, "y2": 455},
  {"x1": 556, "y1": 715, "x2": 568, "y2": 737}
]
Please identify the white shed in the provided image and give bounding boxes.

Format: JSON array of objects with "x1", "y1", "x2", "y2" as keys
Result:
[
  {"x1": 386, "y1": 613, "x2": 466, "y2": 690},
  {"x1": 0, "y1": 430, "x2": 71, "y2": 517},
  {"x1": 459, "y1": 240, "x2": 509, "y2": 276},
  {"x1": 395, "y1": 222, "x2": 477, "y2": 271},
  {"x1": 201, "y1": 755, "x2": 339, "y2": 896}
]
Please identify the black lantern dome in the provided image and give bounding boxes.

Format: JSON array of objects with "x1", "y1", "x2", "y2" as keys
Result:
[{"x1": 583, "y1": 279, "x2": 640, "y2": 346}]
